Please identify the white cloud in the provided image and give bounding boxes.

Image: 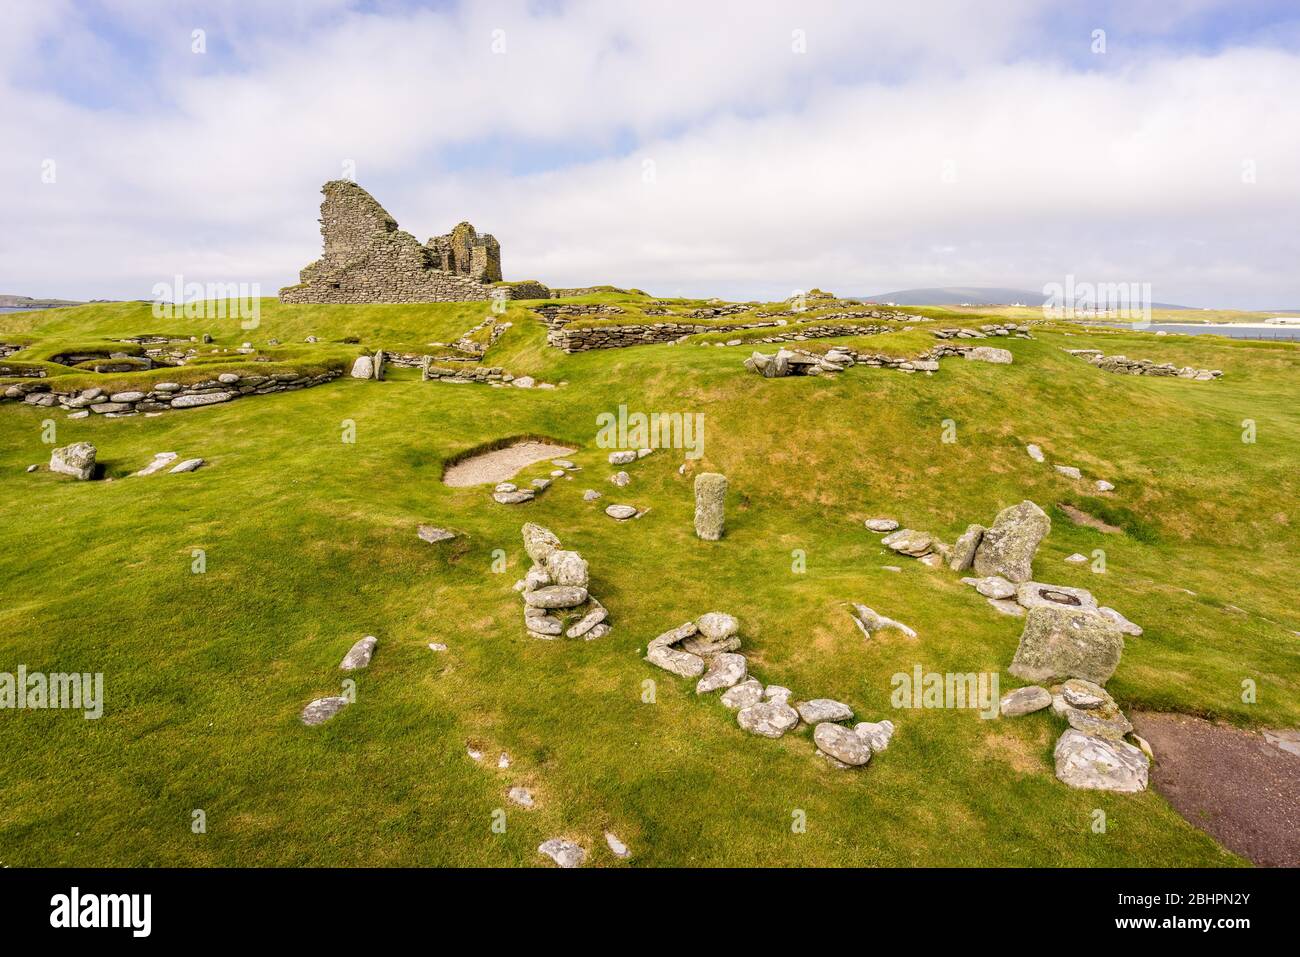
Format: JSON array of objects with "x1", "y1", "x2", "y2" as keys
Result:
[{"x1": 0, "y1": 0, "x2": 1297, "y2": 307}]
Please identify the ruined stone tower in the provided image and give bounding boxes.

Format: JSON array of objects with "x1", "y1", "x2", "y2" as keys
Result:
[{"x1": 279, "y1": 180, "x2": 547, "y2": 304}]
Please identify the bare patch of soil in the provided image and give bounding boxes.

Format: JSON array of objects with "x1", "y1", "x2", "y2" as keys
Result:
[
  {"x1": 442, "y1": 440, "x2": 575, "y2": 487},
  {"x1": 1058, "y1": 503, "x2": 1122, "y2": 533},
  {"x1": 1131, "y1": 712, "x2": 1300, "y2": 866}
]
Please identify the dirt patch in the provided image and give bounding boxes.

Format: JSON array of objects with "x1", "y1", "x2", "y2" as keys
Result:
[
  {"x1": 1058, "y1": 503, "x2": 1122, "y2": 533},
  {"x1": 1131, "y1": 712, "x2": 1300, "y2": 867},
  {"x1": 442, "y1": 440, "x2": 575, "y2": 487}
]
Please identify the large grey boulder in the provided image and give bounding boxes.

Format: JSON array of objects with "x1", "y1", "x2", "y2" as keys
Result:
[
  {"x1": 972, "y1": 500, "x2": 1050, "y2": 583},
  {"x1": 339, "y1": 636, "x2": 377, "y2": 670},
  {"x1": 1016, "y1": 581, "x2": 1097, "y2": 612},
  {"x1": 999, "y1": 686, "x2": 1052, "y2": 716},
  {"x1": 949, "y1": 524, "x2": 984, "y2": 571},
  {"x1": 545, "y1": 550, "x2": 589, "y2": 588},
  {"x1": 1009, "y1": 606, "x2": 1124, "y2": 685},
  {"x1": 1053, "y1": 730, "x2": 1148, "y2": 792},
  {"x1": 49, "y1": 442, "x2": 96, "y2": 480},
  {"x1": 696, "y1": 653, "x2": 747, "y2": 694},
  {"x1": 970, "y1": 576, "x2": 1016, "y2": 599},
  {"x1": 814, "y1": 723, "x2": 872, "y2": 766},
  {"x1": 682, "y1": 611, "x2": 741, "y2": 656},
  {"x1": 350, "y1": 355, "x2": 374, "y2": 378},
  {"x1": 694, "y1": 473, "x2": 727, "y2": 540},
  {"x1": 523, "y1": 585, "x2": 588, "y2": 609},
  {"x1": 737, "y1": 700, "x2": 800, "y2": 738},
  {"x1": 796, "y1": 699, "x2": 854, "y2": 723},
  {"x1": 721, "y1": 677, "x2": 764, "y2": 710}
]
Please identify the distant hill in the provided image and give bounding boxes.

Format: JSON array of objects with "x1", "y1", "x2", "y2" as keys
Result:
[
  {"x1": 858, "y1": 286, "x2": 1193, "y2": 309},
  {"x1": 0, "y1": 294, "x2": 86, "y2": 308}
]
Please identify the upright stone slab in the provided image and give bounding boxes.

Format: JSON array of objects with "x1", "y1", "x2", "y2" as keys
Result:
[
  {"x1": 49, "y1": 442, "x2": 96, "y2": 480},
  {"x1": 694, "y1": 472, "x2": 727, "y2": 541},
  {"x1": 973, "y1": 500, "x2": 1050, "y2": 583}
]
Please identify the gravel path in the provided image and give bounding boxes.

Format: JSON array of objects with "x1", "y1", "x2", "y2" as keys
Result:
[{"x1": 442, "y1": 441, "x2": 575, "y2": 487}]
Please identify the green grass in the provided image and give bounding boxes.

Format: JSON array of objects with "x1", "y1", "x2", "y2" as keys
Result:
[{"x1": 0, "y1": 296, "x2": 1296, "y2": 867}]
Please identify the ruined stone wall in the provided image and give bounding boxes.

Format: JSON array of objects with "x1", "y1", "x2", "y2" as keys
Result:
[
  {"x1": 4, "y1": 370, "x2": 342, "y2": 416},
  {"x1": 279, "y1": 181, "x2": 542, "y2": 304}
]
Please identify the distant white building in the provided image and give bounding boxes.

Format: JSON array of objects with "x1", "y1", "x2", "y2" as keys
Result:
[{"x1": 1265, "y1": 316, "x2": 1300, "y2": 325}]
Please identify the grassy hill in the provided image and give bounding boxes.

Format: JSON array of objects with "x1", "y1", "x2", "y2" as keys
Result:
[{"x1": 0, "y1": 294, "x2": 1296, "y2": 866}]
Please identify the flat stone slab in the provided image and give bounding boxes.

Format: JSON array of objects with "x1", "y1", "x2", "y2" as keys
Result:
[
  {"x1": 1054, "y1": 729, "x2": 1148, "y2": 792},
  {"x1": 538, "y1": 838, "x2": 585, "y2": 868},
  {"x1": 1000, "y1": 686, "x2": 1052, "y2": 716},
  {"x1": 417, "y1": 524, "x2": 456, "y2": 543},
  {"x1": 721, "y1": 677, "x2": 764, "y2": 710},
  {"x1": 865, "y1": 518, "x2": 899, "y2": 532},
  {"x1": 737, "y1": 700, "x2": 800, "y2": 738},
  {"x1": 169, "y1": 457, "x2": 205, "y2": 474},
  {"x1": 796, "y1": 699, "x2": 854, "y2": 723},
  {"x1": 605, "y1": 504, "x2": 637, "y2": 520},
  {"x1": 300, "y1": 696, "x2": 348, "y2": 726},
  {"x1": 646, "y1": 644, "x2": 705, "y2": 678},
  {"x1": 815, "y1": 722, "x2": 872, "y2": 766}
]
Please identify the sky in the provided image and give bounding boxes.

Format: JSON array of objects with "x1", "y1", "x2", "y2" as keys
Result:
[{"x1": 2, "y1": 0, "x2": 1299, "y2": 308}]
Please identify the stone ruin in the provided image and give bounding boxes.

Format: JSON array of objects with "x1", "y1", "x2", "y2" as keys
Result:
[{"x1": 279, "y1": 180, "x2": 549, "y2": 304}]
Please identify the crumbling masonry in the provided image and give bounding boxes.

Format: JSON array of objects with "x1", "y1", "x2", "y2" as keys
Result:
[{"x1": 279, "y1": 180, "x2": 549, "y2": 304}]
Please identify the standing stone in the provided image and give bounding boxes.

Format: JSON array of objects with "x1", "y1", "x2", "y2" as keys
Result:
[
  {"x1": 350, "y1": 355, "x2": 374, "y2": 379},
  {"x1": 1009, "y1": 606, "x2": 1124, "y2": 685},
  {"x1": 972, "y1": 500, "x2": 1050, "y2": 583},
  {"x1": 694, "y1": 472, "x2": 728, "y2": 540},
  {"x1": 49, "y1": 442, "x2": 97, "y2": 480},
  {"x1": 948, "y1": 524, "x2": 985, "y2": 571},
  {"x1": 372, "y1": 349, "x2": 385, "y2": 380}
]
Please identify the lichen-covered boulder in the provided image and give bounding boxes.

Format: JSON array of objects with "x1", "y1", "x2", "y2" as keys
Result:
[
  {"x1": 696, "y1": 653, "x2": 747, "y2": 694},
  {"x1": 350, "y1": 355, "x2": 374, "y2": 379},
  {"x1": 948, "y1": 524, "x2": 985, "y2": 571},
  {"x1": 1009, "y1": 606, "x2": 1124, "y2": 685},
  {"x1": 1054, "y1": 730, "x2": 1148, "y2": 792},
  {"x1": 999, "y1": 686, "x2": 1052, "y2": 716},
  {"x1": 973, "y1": 500, "x2": 1050, "y2": 583},
  {"x1": 737, "y1": 700, "x2": 800, "y2": 738},
  {"x1": 339, "y1": 636, "x2": 377, "y2": 670},
  {"x1": 545, "y1": 550, "x2": 589, "y2": 588},
  {"x1": 49, "y1": 442, "x2": 96, "y2": 480},
  {"x1": 693, "y1": 472, "x2": 728, "y2": 540},
  {"x1": 521, "y1": 522, "x2": 561, "y2": 564},
  {"x1": 814, "y1": 723, "x2": 872, "y2": 766}
]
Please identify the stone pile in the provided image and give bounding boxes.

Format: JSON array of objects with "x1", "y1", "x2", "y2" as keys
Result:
[
  {"x1": 644, "y1": 613, "x2": 893, "y2": 769},
  {"x1": 1022, "y1": 442, "x2": 1116, "y2": 493},
  {"x1": 933, "y1": 323, "x2": 1032, "y2": 339},
  {"x1": 5, "y1": 369, "x2": 341, "y2": 417},
  {"x1": 491, "y1": 460, "x2": 579, "y2": 505},
  {"x1": 1067, "y1": 349, "x2": 1222, "y2": 380},
  {"x1": 743, "y1": 340, "x2": 1021, "y2": 379},
  {"x1": 300, "y1": 635, "x2": 379, "y2": 726},
  {"x1": 514, "y1": 523, "x2": 611, "y2": 640}
]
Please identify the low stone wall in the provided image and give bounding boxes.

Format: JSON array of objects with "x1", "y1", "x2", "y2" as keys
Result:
[
  {"x1": 3, "y1": 369, "x2": 342, "y2": 418},
  {"x1": 1066, "y1": 349, "x2": 1222, "y2": 380},
  {"x1": 0, "y1": 364, "x2": 46, "y2": 378}
]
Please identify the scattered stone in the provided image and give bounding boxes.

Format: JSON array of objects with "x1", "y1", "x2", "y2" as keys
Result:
[
  {"x1": 693, "y1": 472, "x2": 727, "y2": 540},
  {"x1": 1095, "y1": 480, "x2": 1115, "y2": 492},
  {"x1": 25, "y1": 464, "x2": 38, "y2": 473},
  {"x1": 1016, "y1": 581, "x2": 1097, "y2": 612},
  {"x1": 428, "y1": 642, "x2": 448, "y2": 652},
  {"x1": 881, "y1": 528, "x2": 933, "y2": 557},
  {"x1": 300, "y1": 696, "x2": 348, "y2": 726},
  {"x1": 538, "y1": 838, "x2": 585, "y2": 868},
  {"x1": 49, "y1": 442, "x2": 96, "y2": 480},
  {"x1": 815, "y1": 722, "x2": 872, "y2": 766},
  {"x1": 721, "y1": 677, "x2": 764, "y2": 710},
  {"x1": 524, "y1": 585, "x2": 589, "y2": 609},
  {"x1": 1000, "y1": 686, "x2": 1053, "y2": 716},
  {"x1": 608, "y1": 450, "x2": 636, "y2": 465},
  {"x1": 467, "y1": 744, "x2": 483, "y2": 761},
  {"x1": 696, "y1": 653, "x2": 748, "y2": 694},
  {"x1": 169, "y1": 458, "x2": 205, "y2": 474},
  {"x1": 988, "y1": 598, "x2": 1026, "y2": 616},
  {"x1": 604, "y1": 831, "x2": 631, "y2": 859},
  {"x1": 854, "y1": 720, "x2": 895, "y2": 752},
  {"x1": 865, "y1": 518, "x2": 899, "y2": 532},
  {"x1": 583, "y1": 489, "x2": 601, "y2": 501},
  {"x1": 1064, "y1": 553, "x2": 1088, "y2": 564},
  {"x1": 848, "y1": 603, "x2": 916, "y2": 639},
  {"x1": 737, "y1": 700, "x2": 800, "y2": 738},
  {"x1": 498, "y1": 752, "x2": 511, "y2": 769},
  {"x1": 609, "y1": 470, "x2": 631, "y2": 487},
  {"x1": 170, "y1": 391, "x2": 234, "y2": 408},
  {"x1": 507, "y1": 786, "x2": 535, "y2": 808},
  {"x1": 919, "y1": 553, "x2": 945, "y2": 568},
  {"x1": 532, "y1": 478, "x2": 552, "y2": 490},
  {"x1": 964, "y1": 346, "x2": 1013, "y2": 364},
  {"x1": 605, "y1": 504, "x2": 637, "y2": 520},
  {"x1": 949, "y1": 524, "x2": 984, "y2": 571},
  {"x1": 1130, "y1": 733, "x2": 1155, "y2": 761},
  {"x1": 1263, "y1": 729, "x2": 1300, "y2": 758},
  {"x1": 970, "y1": 575, "x2": 1016, "y2": 599},
  {"x1": 417, "y1": 524, "x2": 456, "y2": 544},
  {"x1": 1098, "y1": 606, "x2": 1143, "y2": 637},
  {"x1": 1060, "y1": 678, "x2": 1111, "y2": 710},
  {"x1": 340, "y1": 636, "x2": 377, "y2": 670},
  {"x1": 797, "y1": 699, "x2": 854, "y2": 723},
  {"x1": 493, "y1": 489, "x2": 535, "y2": 504},
  {"x1": 135, "y1": 452, "x2": 179, "y2": 476},
  {"x1": 972, "y1": 500, "x2": 1050, "y2": 583},
  {"x1": 1010, "y1": 606, "x2": 1124, "y2": 685},
  {"x1": 1054, "y1": 729, "x2": 1149, "y2": 792},
  {"x1": 1026, "y1": 444, "x2": 1045, "y2": 463},
  {"x1": 1054, "y1": 465, "x2": 1083, "y2": 480}
]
